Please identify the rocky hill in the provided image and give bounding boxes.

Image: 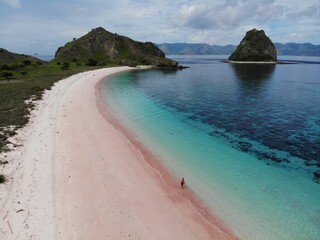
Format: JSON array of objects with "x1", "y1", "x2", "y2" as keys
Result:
[
  {"x1": 55, "y1": 27, "x2": 178, "y2": 68},
  {"x1": 0, "y1": 48, "x2": 44, "y2": 64},
  {"x1": 228, "y1": 29, "x2": 277, "y2": 62}
]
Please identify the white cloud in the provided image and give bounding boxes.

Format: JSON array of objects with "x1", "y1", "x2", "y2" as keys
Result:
[
  {"x1": 0, "y1": 0, "x2": 21, "y2": 8},
  {"x1": 287, "y1": 33, "x2": 303, "y2": 41},
  {"x1": 171, "y1": 0, "x2": 285, "y2": 30},
  {"x1": 0, "y1": 0, "x2": 319, "y2": 54},
  {"x1": 287, "y1": 3, "x2": 320, "y2": 20}
]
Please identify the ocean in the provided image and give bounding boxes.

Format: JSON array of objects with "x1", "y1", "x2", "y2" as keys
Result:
[{"x1": 101, "y1": 55, "x2": 320, "y2": 239}]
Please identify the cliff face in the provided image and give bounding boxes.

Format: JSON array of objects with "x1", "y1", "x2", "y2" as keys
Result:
[
  {"x1": 55, "y1": 27, "x2": 178, "y2": 67},
  {"x1": 229, "y1": 29, "x2": 277, "y2": 62}
]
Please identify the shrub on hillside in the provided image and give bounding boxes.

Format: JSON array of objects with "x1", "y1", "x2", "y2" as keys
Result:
[
  {"x1": 87, "y1": 58, "x2": 98, "y2": 66},
  {"x1": 23, "y1": 59, "x2": 32, "y2": 66},
  {"x1": 0, "y1": 71, "x2": 14, "y2": 80},
  {"x1": 61, "y1": 62, "x2": 70, "y2": 70}
]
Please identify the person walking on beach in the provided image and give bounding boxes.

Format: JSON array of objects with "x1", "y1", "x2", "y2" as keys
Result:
[{"x1": 181, "y1": 178, "x2": 185, "y2": 189}]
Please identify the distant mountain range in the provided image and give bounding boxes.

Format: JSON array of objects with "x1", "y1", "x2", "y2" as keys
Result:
[{"x1": 156, "y1": 43, "x2": 320, "y2": 56}]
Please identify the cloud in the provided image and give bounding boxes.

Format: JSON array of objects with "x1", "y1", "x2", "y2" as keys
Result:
[
  {"x1": 287, "y1": 3, "x2": 320, "y2": 20},
  {"x1": 0, "y1": 0, "x2": 319, "y2": 54},
  {"x1": 171, "y1": 0, "x2": 285, "y2": 30},
  {"x1": 0, "y1": 0, "x2": 21, "y2": 8}
]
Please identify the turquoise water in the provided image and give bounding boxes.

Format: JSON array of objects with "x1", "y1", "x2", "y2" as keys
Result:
[{"x1": 101, "y1": 56, "x2": 320, "y2": 239}]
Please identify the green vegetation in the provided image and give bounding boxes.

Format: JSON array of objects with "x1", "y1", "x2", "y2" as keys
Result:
[
  {"x1": 0, "y1": 71, "x2": 14, "y2": 80},
  {"x1": 54, "y1": 27, "x2": 178, "y2": 68},
  {"x1": 60, "y1": 61, "x2": 70, "y2": 70},
  {"x1": 0, "y1": 59, "x2": 101, "y2": 152},
  {"x1": 0, "y1": 48, "x2": 43, "y2": 65},
  {"x1": 0, "y1": 27, "x2": 179, "y2": 154},
  {"x1": 0, "y1": 27, "x2": 180, "y2": 186}
]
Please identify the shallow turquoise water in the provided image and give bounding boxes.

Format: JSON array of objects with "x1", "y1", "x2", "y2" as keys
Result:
[{"x1": 101, "y1": 56, "x2": 320, "y2": 239}]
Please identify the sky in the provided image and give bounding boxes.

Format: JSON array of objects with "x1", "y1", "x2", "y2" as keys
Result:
[{"x1": 0, "y1": 0, "x2": 319, "y2": 55}]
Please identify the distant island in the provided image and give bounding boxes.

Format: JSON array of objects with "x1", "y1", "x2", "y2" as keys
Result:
[
  {"x1": 228, "y1": 28, "x2": 277, "y2": 62},
  {"x1": 157, "y1": 42, "x2": 320, "y2": 56}
]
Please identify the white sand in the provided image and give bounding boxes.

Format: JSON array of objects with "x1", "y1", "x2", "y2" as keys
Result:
[
  {"x1": 0, "y1": 69, "x2": 114, "y2": 239},
  {"x1": 0, "y1": 67, "x2": 237, "y2": 240}
]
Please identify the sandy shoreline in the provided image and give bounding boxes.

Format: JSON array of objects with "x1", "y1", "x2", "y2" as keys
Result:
[{"x1": 1, "y1": 67, "x2": 237, "y2": 239}]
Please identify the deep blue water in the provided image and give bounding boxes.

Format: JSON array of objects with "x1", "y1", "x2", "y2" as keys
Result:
[
  {"x1": 130, "y1": 56, "x2": 320, "y2": 183},
  {"x1": 103, "y1": 55, "x2": 320, "y2": 239}
]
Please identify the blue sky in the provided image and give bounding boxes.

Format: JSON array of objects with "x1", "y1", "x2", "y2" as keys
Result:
[{"x1": 0, "y1": 0, "x2": 319, "y2": 55}]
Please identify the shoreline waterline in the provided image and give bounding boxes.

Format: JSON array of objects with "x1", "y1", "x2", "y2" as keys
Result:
[
  {"x1": 96, "y1": 70, "x2": 238, "y2": 240},
  {"x1": 102, "y1": 63, "x2": 320, "y2": 240},
  {"x1": 52, "y1": 66, "x2": 238, "y2": 239}
]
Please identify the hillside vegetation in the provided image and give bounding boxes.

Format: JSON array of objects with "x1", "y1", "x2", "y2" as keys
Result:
[
  {"x1": 0, "y1": 53, "x2": 104, "y2": 183},
  {"x1": 55, "y1": 27, "x2": 178, "y2": 67},
  {"x1": 0, "y1": 56, "x2": 102, "y2": 152},
  {"x1": 0, "y1": 48, "x2": 45, "y2": 64},
  {"x1": 0, "y1": 26, "x2": 181, "y2": 159}
]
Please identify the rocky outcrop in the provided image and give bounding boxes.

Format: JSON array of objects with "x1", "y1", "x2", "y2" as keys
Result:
[
  {"x1": 228, "y1": 29, "x2": 277, "y2": 62},
  {"x1": 55, "y1": 27, "x2": 179, "y2": 68}
]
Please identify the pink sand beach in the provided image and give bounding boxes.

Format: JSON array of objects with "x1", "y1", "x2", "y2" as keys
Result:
[{"x1": 0, "y1": 67, "x2": 238, "y2": 239}]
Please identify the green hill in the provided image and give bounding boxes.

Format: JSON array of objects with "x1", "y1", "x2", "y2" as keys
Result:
[
  {"x1": 55, "y1": 27, "x2": 178, "y2": 68},
  {"x1": 0, "y1": 48, "x2": 45, "y2": 64}
]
